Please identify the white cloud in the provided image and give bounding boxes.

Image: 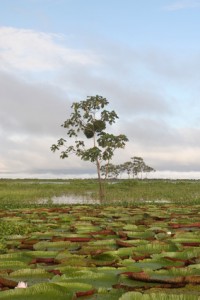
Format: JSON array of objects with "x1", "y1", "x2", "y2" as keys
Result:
[
  {"x1": 164, "y1": 0, "x2": 200, "y2": 11},
  {"x1": 1, "y1": 25, "x2": 200, "y2": 179},
  {"x1": 0, "y1": 27, "x2": 98, "y2": 72},
  {"x1": 0, "y1": 70, "x2": 68, "y2": 136}
]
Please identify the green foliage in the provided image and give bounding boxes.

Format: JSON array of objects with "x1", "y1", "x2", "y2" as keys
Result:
[
  {"x1": 100, "y1": 163, "x2": 121, "y2": 179},
  {"x1": 0, "y1": 220, "x2": 34, "y2": 253},
  {"x1": 51, "y1": 95, "x2": 125, "y2": 162},
  {"x1": 84, "y1": 120, "x2": 106, "y2": 138},
  {"x1": 101, "y1": 157, "x2": 155, "y2": 180},
  {"x1": 0, "y1": 239, "x2": 6, "y2": 254},
  {"x1": 0, "y1": 220, "x2": 32, "y2": 236},
  {"x1": 51, "y1": 95, "x2": 128, "y2": 201}
]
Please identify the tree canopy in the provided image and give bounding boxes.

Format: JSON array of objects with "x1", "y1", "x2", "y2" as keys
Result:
[{"x1": 51, "y1": 95, "x2": 128, "y2": 201}]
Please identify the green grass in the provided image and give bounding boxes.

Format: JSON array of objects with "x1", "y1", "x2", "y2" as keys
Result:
[
  {"x1": 0, "y1": 179, "x2": 98, "y2": 209},
  {"x1": 1, "y1": 178, "x2": 200, "y2": 209}
]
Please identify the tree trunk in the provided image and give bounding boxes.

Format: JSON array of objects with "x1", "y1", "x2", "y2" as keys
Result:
[{"x1": 96, "y1": 159, "x2": 104, "y2": 203}]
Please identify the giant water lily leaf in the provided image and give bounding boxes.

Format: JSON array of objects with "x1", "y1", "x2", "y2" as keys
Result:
[
  {"x1": 1, "y1": 204, "x2": 200, "y2": 299},
  {"x1": 120, "y1": 268, "x2": 200, "y2": 287},
  {"x1": 0, "y1": 252, "x2": 31, "y2": 263},
  {"x1": 152, "y1": 267, "x2": 200, "y2": 278},
  {"x1": 116, "y1": 247, "x2": 137, "y2": 258},
  {"x1": 27, "y1": 232, "x2": 57, "y2": 240},
  {"x1": 8, "y1": 268, "x2": 53, "y2": 285},
  {"x1": 56, "y1": 254, "x2": 90, "y2": 267},
  {"x1": 139, "y1": 258, "x2": 183, "y2": 269},
  {"x1": 88, "y1": 239, "x2": 117, "y2": 249},
  {"x1": 53, "y1": 281, "x2": 94, "y2": 293},
  {"x1": 171, "y1": 238, "x2": 200, "y2": 246},
  {"x1": 170, "y1": 222, "x2": 200, "y2": 229},
  {"x1": 6, "y1": 234, "x2": 28, "y2": 240},
  {"x1": 126, "y1": 231, "x2": 155, "y2": 240},
  {"x1": 0, "y1": 261, "x2": 28, "y2": 271},
  {"x1": 0, "y1": 276, "x2": 18, "y2": 288},
  {"x1": 0, "y1": 282, "x2": 73, "y2": 300},
  {"x1": 174, "y1": 231, "x2": 200, "y2": 238},
  {"x1": 33, "y1": 241, "x2": 72, "y2": 251},
  {"x1": 50, "y1": 265, "x2": 83, "y2": 277},
  {"x1": 78, "y1": 288, "x2": 124, "y2": 299},
  {"x1": 25, "y1": 250, "x2": 58, "y2": 258},
  {"x1": 119, "y1": 292, "x2": 200, "y2": 300},
  {"x1": 117, "y1": 274, "x2": 158, "y2": 289},
  {"x1": 123, "y1": 261, "x2": 169, "y2": 271},
  {"x1": 134, "y1": 242, "x2": 179, "y2": 254},
  {"x1": 123, "y1": 224, "x2": 138, "y2": 231},
  {"x1": 116, "y1": 239, "x2": 148, "y2": 247},
  {"x1": 152, "y1": 247, "x2": 200, "y2": 261},
  {"x1": 119, "y1": 292, "x2": 143, "y2": 300},
  {"x1": 53, "y1": 270, "x2": 119, "y2": 289},
  {"x1": 90, "y1": 251, "x2": 119, "y2": 262},
  {"x1": 74, "y1": 223, "x2": 101, "y2": 232},
  {"x1": 188, "y1": 263, "x2": 200, "y2": 269}
]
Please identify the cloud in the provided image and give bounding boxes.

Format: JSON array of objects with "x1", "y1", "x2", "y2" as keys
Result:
[
  {"x1": 0, "y1": 70, "x2": 68, "y2": 137},
  {"x1": 1, "y1": 26, "x2": 200, "y2": 178},
  {"x1": 118, "y1": 118, "x2": 200, "y2": 173},
  {"x1": 0, "y1": 27, "x2": 98, "y2": 72},
  {"x1": 164, "y1": 0, "x2": 200, "y2": 11}
]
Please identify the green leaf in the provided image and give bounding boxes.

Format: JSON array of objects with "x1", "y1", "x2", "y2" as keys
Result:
[
  {"x1": 0, "y1": 261, "x2": 28, "y2": 270},
  {"x1": 33, "y1": 241, "x2": 72, "y2": 251},
  {"x1": 119, "y1": 292, "x2": 200, "y2": 300},
  {"x1": 0, "y1": 282, "x2": 73, "y2": 300},
  {"x1": 8, "y1": 268, "x2": 53, "y2": 285}
]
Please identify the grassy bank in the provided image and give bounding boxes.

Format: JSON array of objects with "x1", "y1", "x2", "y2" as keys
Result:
[{"x1": 0, "y1": 178, "x2": 200, "y2": 208}]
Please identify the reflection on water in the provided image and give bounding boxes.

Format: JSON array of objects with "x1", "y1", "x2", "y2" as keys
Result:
[
  {"x1": 40, "y1": 195, "x2": 170, "y2": 205},
  {"x1": 40, "y1": 194, "x2": 100, "y2": 205},
  {"x1": 145, "y1": 199, "x2": 171, "y2": 203}
]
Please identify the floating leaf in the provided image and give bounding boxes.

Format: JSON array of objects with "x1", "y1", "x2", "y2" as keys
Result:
[
  {"x1": 119, "y1": 292, "x2": 199, "y2": 300},
  {"x1": 8, "y1": 268, "x2": 52, "y2": 285},
  {"x1": 0, "y1": 282, "x2": 73, "y2": 300},
  {"x1": 0, "y1": 261, "x2": 28, "y2": 270}
]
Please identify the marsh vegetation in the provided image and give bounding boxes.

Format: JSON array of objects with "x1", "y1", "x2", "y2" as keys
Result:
[{"x1": 0, "y1": 178, "x2": 200, "y2": 208}]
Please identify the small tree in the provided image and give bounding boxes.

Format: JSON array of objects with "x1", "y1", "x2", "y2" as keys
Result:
[
  {"x1": 121, "y1": 161, "x2": 133, "y2": 179},
  {"x1": 100, "y1": 163, "x2": 121, "y2": 179},
  {"x1": 131, "y1": 156, "x2": 145, "y2": 179},
  {"x1": 51, "y1": 95, "x2": 128, "y2": 201},
  {"x1": 143, "y1": 165, "x2": 156, "y2": 178},
  {"x1": 131, "y1": 156, "x2": 155, "y2": 179}
]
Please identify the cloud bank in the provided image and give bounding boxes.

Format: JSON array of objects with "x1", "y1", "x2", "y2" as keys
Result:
[{"x1": 0, "y1": 25, "x2": 200, "y2": 179}]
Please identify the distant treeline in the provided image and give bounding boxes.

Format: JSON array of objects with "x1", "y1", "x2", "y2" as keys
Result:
[{"x1": 100, "y1": 156, "x2": 155, "y2": 179}]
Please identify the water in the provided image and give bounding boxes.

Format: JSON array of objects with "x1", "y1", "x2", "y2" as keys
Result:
[
  {"x1": 40, "y1": 194, "x2": 170, "y2": 205},
  {"x1": 40, "y1": 194, "x2": 100, "y2": 205},
  {"x1": 145, "y1": 199, "x2": 171, "y2": 203}
]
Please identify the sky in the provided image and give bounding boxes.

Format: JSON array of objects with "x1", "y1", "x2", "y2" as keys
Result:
[{"x1": 1, "y1": 0, "x2": 200, "y2": 179}]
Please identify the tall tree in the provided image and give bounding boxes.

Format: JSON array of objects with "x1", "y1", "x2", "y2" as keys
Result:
[{"x1": 51, "y1": 95, "x2": 128, "y2": 201}]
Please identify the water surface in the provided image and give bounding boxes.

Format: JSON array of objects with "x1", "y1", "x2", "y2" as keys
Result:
[{"x1": 40, "y1": 194, "x2": 100, "y2": 205}]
